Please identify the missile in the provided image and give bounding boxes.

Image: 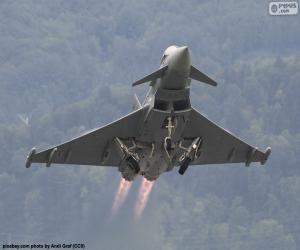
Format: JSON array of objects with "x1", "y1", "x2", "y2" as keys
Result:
[
  {"x1": 178, "y1": 137, "x2": 202, "y2": 175},
  {"x1": 178, "y1": 157, "x2": 192, "y2": 175}
]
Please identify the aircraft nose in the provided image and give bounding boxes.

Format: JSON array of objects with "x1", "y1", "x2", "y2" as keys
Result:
[{"x1": 171, "y1": 46, "x2": 191, "y2": 71}]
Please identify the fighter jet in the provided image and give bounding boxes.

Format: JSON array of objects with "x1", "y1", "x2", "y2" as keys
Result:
[{"x1": 26, "y1": 45, "x2": 271, "y2": 181}]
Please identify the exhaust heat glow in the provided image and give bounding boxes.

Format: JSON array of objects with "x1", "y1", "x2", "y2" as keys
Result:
[
  {"x1": 111, "y1": 178, "x2": 132, "y2": 216},
  {"x1": 134, "y1": 178, "x2": 155, "y2": 219}
]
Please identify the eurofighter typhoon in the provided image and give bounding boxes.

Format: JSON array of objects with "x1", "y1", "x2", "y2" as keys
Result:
[{"x1": 26, "y1": 45, "x2": 271, "y2": 181}]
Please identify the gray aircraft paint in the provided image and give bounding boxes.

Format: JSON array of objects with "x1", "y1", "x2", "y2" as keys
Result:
[{"x1": 26, "y1": 45, "x2": 271, "y2": 181}]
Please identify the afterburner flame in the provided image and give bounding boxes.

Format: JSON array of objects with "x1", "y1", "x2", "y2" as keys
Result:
[
  {"x1": 111, "y1": 178, "x2": 132, "y2": 216},
  {"x1": 134, "y1": 178, "x2": 155, "y2": 219}
]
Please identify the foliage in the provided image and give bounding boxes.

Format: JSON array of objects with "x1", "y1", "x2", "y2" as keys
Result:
[{"x1": 0, "y1": 1, "x2": 299, "y2": 249}]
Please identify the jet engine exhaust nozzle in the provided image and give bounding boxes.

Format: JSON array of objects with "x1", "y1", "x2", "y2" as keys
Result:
[{"x1": 114, "y1": 137, "x2": 140, "y2": 181}]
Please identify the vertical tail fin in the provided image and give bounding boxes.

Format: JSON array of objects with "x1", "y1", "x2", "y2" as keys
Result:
[{"x1": 133, "y1": 94, "x2": 142, "y2": 110}]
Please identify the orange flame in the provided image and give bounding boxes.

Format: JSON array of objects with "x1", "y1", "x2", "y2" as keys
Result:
[
  {"x1": 111, "y1": 178, "x2": 132, "y2": 216},
  {"x1": 134, "y1": 178, "x2": 155, "y2": 219}
]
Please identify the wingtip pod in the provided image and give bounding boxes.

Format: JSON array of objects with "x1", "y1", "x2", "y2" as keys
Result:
[
  {"x1": 25, "y1": 148, "x2": 36, "y2": 168},
  {"x1": 260, "y1": 147, "x2": 271, "y2": 165}
]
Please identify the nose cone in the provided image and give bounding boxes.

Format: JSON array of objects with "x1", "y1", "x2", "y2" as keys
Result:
[{"x1": 170, "y1": 46, "x2": 191, "y2": 71}]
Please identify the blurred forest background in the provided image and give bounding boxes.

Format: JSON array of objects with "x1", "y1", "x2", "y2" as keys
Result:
[{"x1": 0, "y1": 1, "x2": 299, "y2": 249}]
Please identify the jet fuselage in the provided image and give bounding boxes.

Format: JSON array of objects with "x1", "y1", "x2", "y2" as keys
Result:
[{"x1": 121, "y1": 46, "x2": 195, "y2": 181}]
